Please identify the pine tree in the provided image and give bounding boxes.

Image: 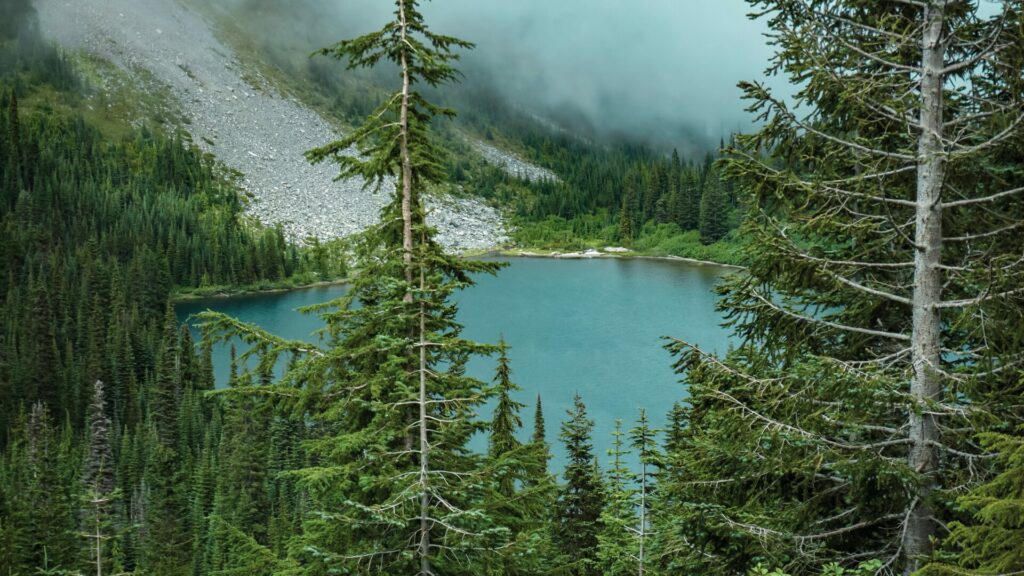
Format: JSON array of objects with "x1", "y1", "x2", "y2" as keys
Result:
[
  {"x1": 8, "y1": 403, "x2": 80, "y2": 572},
  {"x1": 674, "y1": 169, "x2": 700, "y2": 231},
  {"x1": 484, "y1": 342, "x2": 559, "y2": 575},
  {"x1": 597, "y1": 419, "x2": 638, "y2": 576},
  {"x1": 199, "y1": 2, "x2": 508, "y2": 572},
  {"x1": 532, "y1": 393, "x2": 549, "y2": 461},
  {"x1": 629, "y1": 409, "x2": 659, "y2": 576},
  {"x1": 698, "y1": 167, "x2": 728, "y2": 244},
  {"x1": 668, "y1": 2, "x2": 1024, "y2": 572},
  {"x1": 142, "y1": 438, "x2": 191, "y2": 575},
  {"x1": 618, "y1": 194, "x2": 635, "y2": 242},
  {"x1": 211, "y1": 390, "x2": 270, "y2": 547},
  {"x1": 553, "y1": 394, "x2": 606, "y2": 576},
  {"x1": 82, "y1": 380, "x2": 119, "y2": 576},
  {"x1": 920, "y1": 427, "x2": 1024, "y2": 575},
  {"x1": 151, "y1": 304, "x2": 181, "y2": 448},
  {"x1": 489, "y1": 338, "x2": 524, "y2": 497}
]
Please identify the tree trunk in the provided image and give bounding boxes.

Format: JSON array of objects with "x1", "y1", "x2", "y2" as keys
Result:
[
  {"x1": 904, "y1": 2, "x2": 946, "y2": 572},
  {"x1": 638, "y1": 459, "x2": 646, "y2": 576},
  {"x1": 398, "y1": 0, "x2": 414, "y2": 304},
  {"x1": 419, "y1": 277, "x2": 431, "y2": 575}
]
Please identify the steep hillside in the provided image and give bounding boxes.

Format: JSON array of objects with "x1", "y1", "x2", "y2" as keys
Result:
[{"x1": 35, "y1": 0, "x2": 512, "y2": 250}]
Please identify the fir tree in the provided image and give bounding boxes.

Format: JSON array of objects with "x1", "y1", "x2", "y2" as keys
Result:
[
  {"x1": 629, "y1": 409, "x2": 659, "y2": 576},
  {"x1": 675, "y1": 169, "x2": 700, "y2": 231},
  {"x1": 200, "y1": 1, "x2": 508, "y2": 572},
  {"x1": 7, "y1": 403, "x2": 80, "y2": 572},
  {"x1": 597, "y1": 419, "x2": 638, "y2": 576},
  {"x1": 484, "y1": 342, "x2": 558, "y2": 575},
  {"x1": 921, "y1": 427, "x2": 1024, "y2": 575},
  {"x1": 533, "y1": 394, "x2": 546, "y2": 446},
  {"x1": 82, "y1": 380, "x2": 119, "y2": 576},
  {"x1": 553, "y1": 394, "x2": 606, "y2": 576},
  {"x1": 618, "y1": 194, "x2": 635, "y2": 242},
  {"x1": 142, "y1": 439, "x2": 191, "y2": 575},
  {"x1": 489, "y1": 338, "x2": 524, "y2": 497},
  {"x1": 151, "y1": 305, "x2": 181, "y2": 448},
  {"x1": 698, "y1": 167, "x2": 728, "y2": 244},
  {"x1": 668, "y1": 1, "x2": 1024, "y2": 572}
]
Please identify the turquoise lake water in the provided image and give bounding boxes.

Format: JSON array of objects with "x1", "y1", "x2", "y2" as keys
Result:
[{"x1": 176, "y1": 257, "x2": 734, "y2": 470}]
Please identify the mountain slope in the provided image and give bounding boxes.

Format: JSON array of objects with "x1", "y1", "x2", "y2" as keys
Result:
[{"x1": 35, "y1": 0, "x2": 509, "y2": 250}]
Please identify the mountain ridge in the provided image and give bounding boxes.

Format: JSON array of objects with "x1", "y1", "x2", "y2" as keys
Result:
[{"x1": 36, "y1": 0, "x2": 525, "y2": 250}]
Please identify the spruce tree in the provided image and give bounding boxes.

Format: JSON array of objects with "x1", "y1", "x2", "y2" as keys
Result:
[
  {"x1": 629, "y1": 409, "x2": 659, "y2": 576},
  {"x1": 920, "y1": 427, "x2": 1024, "y2": 575},
  {"x1": 553, "y1": 394, "x2": 605, "y2": 576},
  {"x1": 151, "y1": 304, "x2": 181, "y2": 448},
  {"x1": 484, "y1": 342, "x2": 559, "y2": 575},
  {"x1": 489, "y1": 338, "x2": 524, "y2": 497},
  {"x1": 9, "y1": 403, "x2": 79, "y2": 572},
  {"x1": 597, "y1": 419, "x2": 638, "y2": 576},
  {"x1": 698, "y1": 167, "x2": 728, "y2": 244},
  {"x1": 675, "y1": 169, "x2": 700, "y2": 231},
  {"x1": 200, "y1": 1, "x2": 508, "y2": 572},
  {"x1": 532, "y1": 393, "x2": 550, "y2": 465},
  {"x1": 82, "y1": 380, "x2": 118, "y2": 576},
  {"x1": 667, "y1": 1, "x2": 1024, "y2": 573}
]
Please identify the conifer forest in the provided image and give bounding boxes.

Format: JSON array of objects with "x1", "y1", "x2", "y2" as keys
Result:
[{"x1": 1, "y1": 0, "x2": 1023, "y2": 575}]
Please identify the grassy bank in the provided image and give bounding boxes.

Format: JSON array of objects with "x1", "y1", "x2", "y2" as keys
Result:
[
  {"x1": 170, "y1": 273, "x2": 349, "y2": 301},
  {"x1": 510, "y1": 217, "x2": 746, "y2": 266}
]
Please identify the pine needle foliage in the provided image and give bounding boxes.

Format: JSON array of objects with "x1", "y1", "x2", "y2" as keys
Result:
[
  {"x1": 199, "y1": 1, "x2": 511, "y2": 573},
  {"x1": 662, "y1": 1, "x2": 1024, "y2": 573}
]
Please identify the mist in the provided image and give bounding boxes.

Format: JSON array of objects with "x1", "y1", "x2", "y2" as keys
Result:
[
  {"x1": 205, "y1": 0, "x2": 786, "y2": 150},
  {"x1": 423, "y1": 0, "x2": 781, "y2": 147}
]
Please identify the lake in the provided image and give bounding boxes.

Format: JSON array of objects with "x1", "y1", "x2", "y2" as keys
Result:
[{"x1": 176, "y1": 256, "x2": 734, "y2": 471}]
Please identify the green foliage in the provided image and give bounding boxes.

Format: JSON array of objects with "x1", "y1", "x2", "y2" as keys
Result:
[
  {"x1": 661, "y1": 1, "x2": 1024, "y2": 573},
  {"x1": 199, "y1": 2, "x2": 518, "y2": 573},
  {"x1": 921, "y1": 429, "x2": 1024, "y2": 575},
  {"x1": 698, "y1": 166, "x2": 729, "y2": 244},
  {"x1": 0, "y1": 30, "x2": 313, "y2": 575},
  {"x1": 750, "y1": 560, "x2": 884, "y2": 576},
  {"x1": 553, "y1": 394, "x2": 606, "y2": 576},
  {"x1": 596, "y1": 419, "x2": 638, "y2": 576},
  {"x1": 0, "y1": 403, "x2": 80, "y2": 574}
]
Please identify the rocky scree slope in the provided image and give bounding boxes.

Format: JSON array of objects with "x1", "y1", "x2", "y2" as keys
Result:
[{"x1": 36, "y1": 0, "x2": 521, "y2": 251}]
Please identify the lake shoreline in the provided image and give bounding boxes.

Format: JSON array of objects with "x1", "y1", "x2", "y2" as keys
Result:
[
  {"x1": 483, "y1": 248, "x2": 745, "y2": 270},
  {"x1": 171, "y1": 247, "x2": 742, "y2": 303},
  {"x1": 171, "y1": 277, "x2": 352, "y2": 302}
]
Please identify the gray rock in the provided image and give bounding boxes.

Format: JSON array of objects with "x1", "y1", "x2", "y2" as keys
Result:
[{"x1": 36, "y1": 0, "x2": 509, "y2": 251}]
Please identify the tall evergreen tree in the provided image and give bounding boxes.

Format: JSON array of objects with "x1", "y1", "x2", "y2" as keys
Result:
[
  {"x1": 533, "y1": 394, "x2": 546, "y2": 446},
  {"x1": 151, "y1": 305, "x2": 181, "y2": 448},
  {"x1": 484, "y1": 342, "x2": 558, "y2": 575},
  {"x1": 921, "y1": 425, "x2": 1024, "y2": 575},
  {"x1": 668, "y1": 1, "x2": 1024, "y2": 573},
  {"x1": 675, "y1": 169, "x2": 700, "y2": 231},
  {"x1": 489, "y1": 339, "x2": 524, "y2": 497},
  {"x1": 629, "y1": 409, "x2": 659, "y2": 576},
  {"x1": 553, "y1": 394, "x2": 606, "y2": 576},
  {"x1": 82, "y1": 380, "x2": 118, "y2": 576},
  {"x1": 201, "y1": 2, "x2": 509, "y2": 573},
  {"x1": 6, "y1": 403, "x2": 79, "y2": 573},
  {"x1": 597, "y1": 419, "x2": 638, "y2": 576},
  {"x1": 698, "y1": 167, "x2": 729, "y2": 244}
]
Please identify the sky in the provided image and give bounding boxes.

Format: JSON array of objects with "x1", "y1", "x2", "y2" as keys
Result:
[
  {"x1": 218, "y1": 0, "x2": 791, "y2": 149},
  {"x1": 419, "y1": 0, "x2": 782, "y2": 145}
]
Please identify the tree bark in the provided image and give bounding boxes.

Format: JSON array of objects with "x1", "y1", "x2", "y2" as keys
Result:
[
  {"x1": 904, "y1": 2, "x2": 946, "y2": 572},
  {"x1": 638, "y1": 458, "x2": 646, "y2": 576},
  {"x1": 398, "y1": 0, "x2": 414, "y2": 304},
  {"x1": 419, "y1": 270, "x2": 431, "y2": 575}
]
